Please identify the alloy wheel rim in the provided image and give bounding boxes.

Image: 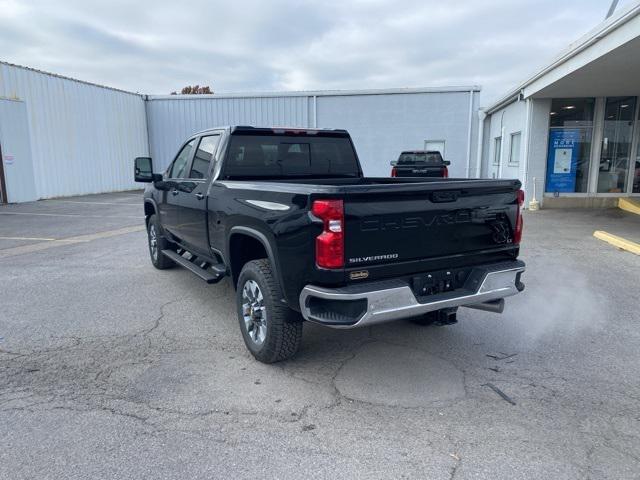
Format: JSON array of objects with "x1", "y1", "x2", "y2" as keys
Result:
[
  {"x1": 149, "y1": 224, "x2": 158, "y2": 261},
  {"x1": 242, "y1": 279, "x2": 267, "y2": 346}
]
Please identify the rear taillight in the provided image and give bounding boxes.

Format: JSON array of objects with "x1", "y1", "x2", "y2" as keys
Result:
[
  {"x1": 442, "y1": 166, "x2": 449, "y2": 178},
  {"x1": 391, "y1": 167, "x2": 397, "y2": 177},
  {"x1": 312, "y1": 199, "x2": 344, "y2": 269},
  {"x1": 514, "y1": 189, "x2": 524, "y2": 244}
]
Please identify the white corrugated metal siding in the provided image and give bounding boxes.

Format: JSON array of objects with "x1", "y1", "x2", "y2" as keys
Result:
[
  {"x1": 0, "y1": 62, "x2": 148, "y2": 199},
  {"x1": 146, "y1": 88, "x2": 480, "y2": 176},
  {"x1": 146, "y1": 95, "x2": 309, "y2": 171},
  {"x1": 0, "y1": 62, "x2": 481, "y2": 201}
]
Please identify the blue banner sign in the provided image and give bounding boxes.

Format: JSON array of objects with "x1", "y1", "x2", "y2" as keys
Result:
[{"x1": 546, "y1": 129, "x2": 581, "y2": 193}]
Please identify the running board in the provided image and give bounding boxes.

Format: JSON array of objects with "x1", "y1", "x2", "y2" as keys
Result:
[{"x1": 161, "y1": 249, "x2": 225, "y2": 284}]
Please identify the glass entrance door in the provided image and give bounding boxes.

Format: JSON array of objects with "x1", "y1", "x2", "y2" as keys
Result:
[{"x1": 597, "y1": 97, "x2": 637, "y2": 193}]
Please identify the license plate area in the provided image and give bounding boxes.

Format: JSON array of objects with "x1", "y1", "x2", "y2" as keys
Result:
[{"x1": 411, "y1": 267, "x2": 471, "y2": 297}]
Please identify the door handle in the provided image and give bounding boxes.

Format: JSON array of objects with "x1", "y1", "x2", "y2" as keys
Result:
[
  {"x1": 171, "y1": 189, "x2": 179, "y2": 196},
  {"x1": 195, "y1": 193, "x2": 204, "y2": 200}
]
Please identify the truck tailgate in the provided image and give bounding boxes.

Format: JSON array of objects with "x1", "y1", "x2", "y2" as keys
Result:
[{"x1": 343, "y1": 181, "x2": 520, "y2": 278}]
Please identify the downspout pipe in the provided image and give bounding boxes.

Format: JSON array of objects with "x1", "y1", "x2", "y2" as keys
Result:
[
  {"x1": 313, "y1": 95, "x2": 317, "y2": 128},
  {"x1": 465, "y1": 90, "x2": 474, "y2": 178},
  {"x1": 476, "y1": 109, "x2": 487, "y2": 178},
  {"x1": 498, "y1": 111, "x2": 506, "y2": 179}
]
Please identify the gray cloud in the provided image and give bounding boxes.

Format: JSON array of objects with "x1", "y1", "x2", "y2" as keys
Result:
[{"x1": 0, "y1": 0, "x2": 628, "y2": 103}]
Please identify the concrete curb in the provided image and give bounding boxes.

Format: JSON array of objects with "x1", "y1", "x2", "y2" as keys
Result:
[
  {"x1": 593, "y1": 230, "x2": 640, "y2": 256},
  {"x1": 618, "y1": 198, "x2": 640, "y2": 216}
]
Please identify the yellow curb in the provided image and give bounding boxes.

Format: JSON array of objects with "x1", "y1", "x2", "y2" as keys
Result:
[
  {"x1": 593, "y1": 230, "x2": 640, "y2": 256},
  {"x1": 618, "y1": 198, "x2": 640, "y2": 216}
]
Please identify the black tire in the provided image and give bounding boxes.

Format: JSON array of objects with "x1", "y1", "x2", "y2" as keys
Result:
[
  {"x1": 147, "y1": 214, "x2": 175, "y2": 270},
  {"x1": 236, "y1": 259, "x2": 302, "y2": 363}
]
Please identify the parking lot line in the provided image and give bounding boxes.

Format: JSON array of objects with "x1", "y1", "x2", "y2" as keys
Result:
[
  {"x1": 0, "y1": 225, "x2": 146, "y2": 259},
  {"x1": 593, "y1": 230, "x2": 640, "y2": 256},
  {"x1": 0, "y1": 236, "x2": 56, "y2": 241},
  {"x1": 48, "y1": 200, "x2": 140, "y2": 206},
  {"x1": 0, "y1": 212, "x2": 141, "y2": 219}
]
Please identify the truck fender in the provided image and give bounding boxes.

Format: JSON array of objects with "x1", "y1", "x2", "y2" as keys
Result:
[
  {"x1": 228, "y1": 226, "x2": 286, "y2": 299},
  {"x1": 143, "y1": 198, "x2": 159, "y2": 226},
  {"x1": 144, "y1": 198, "x2": 159, "y2": 219}
]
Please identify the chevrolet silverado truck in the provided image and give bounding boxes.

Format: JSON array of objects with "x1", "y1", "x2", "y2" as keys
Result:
[
  {"x1": 391, "y1": 150, "x2": 450, "y2": 178},
  {"x1": 134, "y1": 126, "x2": 525, "y2": 363}
]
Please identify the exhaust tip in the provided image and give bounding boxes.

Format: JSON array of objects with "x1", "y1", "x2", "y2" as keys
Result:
[{"x1": 464, "y1": 299, "x2": 505, "y2": 314}]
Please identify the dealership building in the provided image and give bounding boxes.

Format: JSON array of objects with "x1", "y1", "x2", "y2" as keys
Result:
[{"x1": 478, "y1": 0, "x2": 640, "y2": 207}]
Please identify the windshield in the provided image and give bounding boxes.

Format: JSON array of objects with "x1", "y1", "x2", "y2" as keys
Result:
[
  {"x1": 223, "y1": 134, "x2": 360, "y2": 178},
  {"x1": 397, "y1": 152, "x2": 443, "y2": 165}
]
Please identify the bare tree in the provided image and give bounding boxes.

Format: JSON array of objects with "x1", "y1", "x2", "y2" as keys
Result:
[{"x1": 170, "y1": 85, "x2": 213, "y2": 95}]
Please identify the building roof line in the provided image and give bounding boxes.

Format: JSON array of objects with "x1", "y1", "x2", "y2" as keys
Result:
[
  {"x1": 146, "y1": 85, "x2": 481, "y2": 101},
  {"x1": 0, "y1": 60, "x2": 143, "y2": 97},
  {"x1": 484, "y1": 0, "x2": 640, "y2": 114},
  {"x1": 1, "y1": 60, "x2": 480, "y2": 100}
]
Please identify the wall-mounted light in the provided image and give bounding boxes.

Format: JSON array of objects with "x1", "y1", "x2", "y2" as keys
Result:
[
  {"x1": 549, "y1": 111, "x2": 557, "y2": 115},
  {"x1": 562, "y1": 105, "x2": 576, "y2": 110}
]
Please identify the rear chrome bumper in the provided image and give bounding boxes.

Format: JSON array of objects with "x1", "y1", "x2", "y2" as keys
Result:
[{"x1": 299, "y1": 261, "x2": 525, "y2": 328}]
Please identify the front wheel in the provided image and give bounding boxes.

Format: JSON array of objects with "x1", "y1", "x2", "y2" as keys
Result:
[
  {"x1": 236, "y1": 259, "x2": 302, "y2": 363},
  {"x1": 147, "y1": 214, "x2": 175, "y2": 270}
]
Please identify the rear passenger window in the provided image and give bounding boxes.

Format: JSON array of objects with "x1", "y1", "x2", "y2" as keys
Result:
[
  {"x1": 189, "y1": 135, "x2": 220, "y2": 179},
  {"x1": 168, "y1": 139, "x2": 196, "y2": 178},
  {"x1": 225, "y1": 134, "x2": 359, "y2": 178}
]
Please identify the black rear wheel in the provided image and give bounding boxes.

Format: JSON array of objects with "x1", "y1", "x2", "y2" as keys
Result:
[{"x1": 237, "y1": 259, "x2": 302, "y2": 363}]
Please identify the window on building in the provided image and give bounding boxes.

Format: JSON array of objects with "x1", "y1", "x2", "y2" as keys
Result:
[
  {"x1": 493, "y1": 137, "x2": 502, "y2": 165},
  {"x1": 597, "y1": 96, "x2": 637, "y2": 193},
  {"x1": 545, "y1": 98, "x2": 595, "y2": 193},
  {"x1": 549, "y1": 98, "x2": 595, "y2": 128},
  {"x1": 189, "y1": 135, "x2": 220, "y2": 179},
  {"x1": 509, "y1": 132, "x2": 521, "y2": 165}
]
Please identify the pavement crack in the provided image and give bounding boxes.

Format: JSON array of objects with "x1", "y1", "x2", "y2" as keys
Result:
[
  {"x1": 136, "y1": 299, "x2": 181, "y2": 337},
  {"x1": 449, "y1": 454, "x2": 461, "y2": 480}
]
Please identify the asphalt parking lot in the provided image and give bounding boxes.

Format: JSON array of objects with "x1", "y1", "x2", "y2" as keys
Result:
[{"x1": 1, "y1": 192, "x2": 639, "y2": 479}]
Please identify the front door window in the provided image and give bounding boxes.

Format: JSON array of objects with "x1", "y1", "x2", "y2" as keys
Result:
[
  {"x1": 597, "y1": 97, "x2": 636, "y2": 193},
  {"x1": 168, "y1": 139, "x2": 196, "y2": 179}
]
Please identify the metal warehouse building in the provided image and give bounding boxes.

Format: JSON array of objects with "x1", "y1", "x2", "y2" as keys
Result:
[
  {"x1": 479, "y1": 0, "x2": 640, "y2": 208},
  {"x1": 0, "y1": 63, "x2": 148, "y2": 203},
  {"x1": 0, "y1": 61, "x2": 480, "y2": 203},
  {"x1": 145, "y1": 87, "x2": 480, "y2": 177}
]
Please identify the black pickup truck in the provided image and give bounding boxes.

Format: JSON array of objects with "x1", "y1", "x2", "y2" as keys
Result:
[
  {"x1": 391, "y1": 150, "x2": 450, "y2": 178},
  {"x1": 134, "y1": 126, "x2": 525, "y2": 363}
]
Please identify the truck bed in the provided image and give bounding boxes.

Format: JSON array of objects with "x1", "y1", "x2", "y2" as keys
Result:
[{"x1": 219, "y1": 176, "x2": 521, "y2": 289}]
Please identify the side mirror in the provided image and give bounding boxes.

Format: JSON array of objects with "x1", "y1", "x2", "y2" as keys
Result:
[
  {"x1": 443, "y1": 160, "x2": 451, "y2": 166},
  {"x1": 134, "y1": 157, "x2": 161, "y2": 183}
]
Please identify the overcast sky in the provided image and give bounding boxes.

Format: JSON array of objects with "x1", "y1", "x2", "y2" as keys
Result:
[{"x1": 0, "y1": 0, "x2": 629, "y2": 104}]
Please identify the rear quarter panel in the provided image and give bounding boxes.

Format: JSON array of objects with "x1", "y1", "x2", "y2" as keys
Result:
[{"x1": 209, "y1": 181, "x2": 332, "y2": 310}]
